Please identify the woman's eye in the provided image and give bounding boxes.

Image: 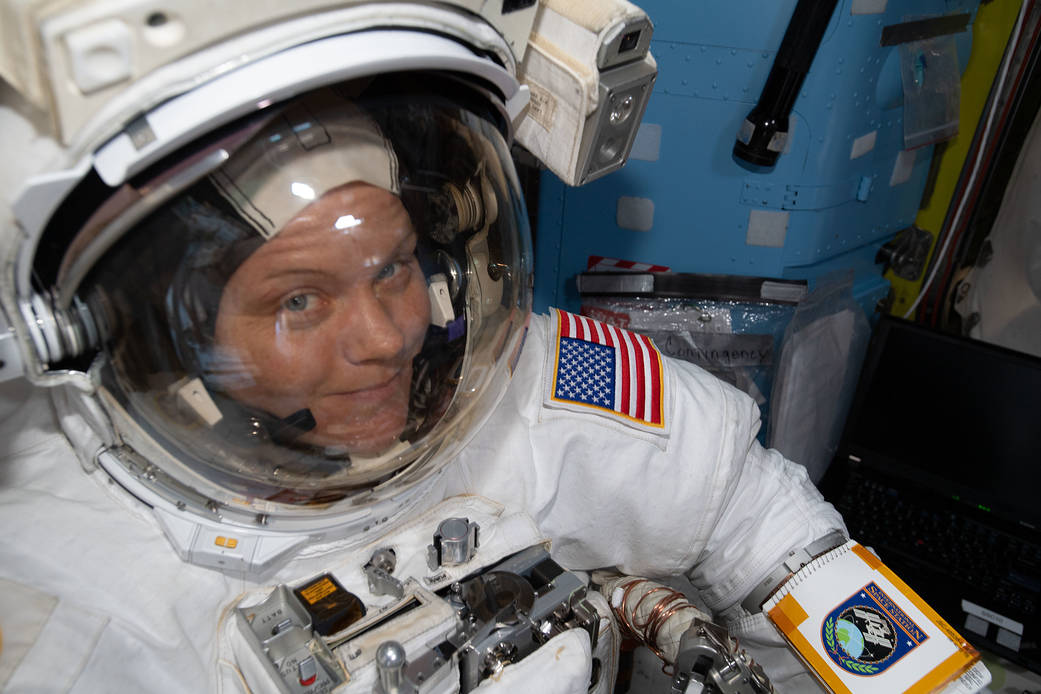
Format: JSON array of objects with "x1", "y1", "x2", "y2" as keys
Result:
[
  {"x1": 376, "y1": 262, "x2": 401, "y2": 281},
  {"x1": 282, "y1": 293, "x2": 317, "y2": 312}
]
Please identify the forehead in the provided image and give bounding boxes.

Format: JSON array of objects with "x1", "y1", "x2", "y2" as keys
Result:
[
  {"x1": 279, "y1": 182, "x2": 410, "y2": 235},
  {"x1": 242, "y1": 183, "x2": 414, "y2": 265}
]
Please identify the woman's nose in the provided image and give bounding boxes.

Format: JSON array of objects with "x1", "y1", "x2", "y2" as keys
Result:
[{"x1": 338, "y1": 293, "x2": 406, "y2": 364}]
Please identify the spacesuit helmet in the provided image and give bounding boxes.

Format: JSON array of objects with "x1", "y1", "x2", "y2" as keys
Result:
[
  {"x1": 60, "y1": 74, "x2": 530, "y2": 509},
  {"x1": 0, "y1": 0, "x2": 655, "y2": 571},
  {"x1": 0, "y1": 63, "x2": 531, "y2": 575}
]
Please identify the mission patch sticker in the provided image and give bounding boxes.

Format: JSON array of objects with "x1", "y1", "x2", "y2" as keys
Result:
[{"x1": 822, "y1": 581, "x2": 929, "y2": 676}]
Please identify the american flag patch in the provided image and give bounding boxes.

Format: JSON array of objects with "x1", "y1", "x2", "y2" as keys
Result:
[{"x1": 545, "y1": 308, "x2": 666, "y2": 432}]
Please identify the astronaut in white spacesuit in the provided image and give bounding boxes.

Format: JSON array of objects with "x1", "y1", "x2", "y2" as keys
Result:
[{"x1": 0, "y1": 2, "x2": 861, "y2": 692}]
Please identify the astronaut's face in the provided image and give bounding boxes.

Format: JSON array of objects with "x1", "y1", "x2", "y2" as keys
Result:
[{"x1": 215, "y1": 182, "x2": 431, "y2": 455}]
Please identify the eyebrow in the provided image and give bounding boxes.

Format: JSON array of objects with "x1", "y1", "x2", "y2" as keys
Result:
[
  {"x1": 251, "y1": 229, "x2": 418, "y2": 282},
  {"x1": 254, "y1": 267, "x2": 328, "y2": 281}
]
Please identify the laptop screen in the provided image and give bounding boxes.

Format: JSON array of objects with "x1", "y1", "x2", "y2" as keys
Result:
[{"x1": 840, "y1": 316, "x2": 1041, "y2": 530}]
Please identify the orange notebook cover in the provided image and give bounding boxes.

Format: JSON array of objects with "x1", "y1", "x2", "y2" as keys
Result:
[{"x1": 764, "y1": 540, "x2": 989, "y2": 693}]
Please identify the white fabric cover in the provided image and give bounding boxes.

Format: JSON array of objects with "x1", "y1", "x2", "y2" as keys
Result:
[
  {"x1": 0, "y1": 311, "x2": 845, "y2": 692},
  {"x1": 476, "y1": 629, "x2": 590, "y2": 693}
]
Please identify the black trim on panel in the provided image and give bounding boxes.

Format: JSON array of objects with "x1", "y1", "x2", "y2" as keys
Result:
[{"x1": 880, "y1": 13, "x2": 971, "y2": 46}]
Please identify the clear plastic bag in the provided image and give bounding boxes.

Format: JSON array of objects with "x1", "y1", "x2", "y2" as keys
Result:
[
  {"x1": 581, "y1": 296, "x2": 798, "y2": 442},
  {"x1": 766, "y1": 274, "x2": 871, "y2": 482},
  {"x1": 900, "y1": 34, "x2": 960, "y2": 150}
]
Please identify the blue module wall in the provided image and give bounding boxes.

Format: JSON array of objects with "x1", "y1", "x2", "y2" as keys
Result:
[{"x1": 532, "y1": 0, "x2": 979, "y2": 315}]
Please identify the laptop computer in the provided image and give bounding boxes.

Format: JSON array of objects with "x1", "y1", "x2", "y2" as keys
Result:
[{"x1": 819, "y1": 315, "x2": 1041, "y2": 673}]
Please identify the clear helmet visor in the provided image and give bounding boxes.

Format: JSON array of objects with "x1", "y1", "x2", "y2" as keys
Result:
[{"x1": 64, "y1": 78, "x2": 531, "y2": 508}]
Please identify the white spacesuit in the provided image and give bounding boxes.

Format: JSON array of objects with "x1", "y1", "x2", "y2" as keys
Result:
[
  {"x1": 0, "y1": 2, "x2": 898, "y2": 693},
  {"x1": 0, "y1": 306, "x2": 845, "y2": 693}
]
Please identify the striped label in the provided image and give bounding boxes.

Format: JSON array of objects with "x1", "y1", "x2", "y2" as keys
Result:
[{"x1": 586, "y1": 255, "x2": 670, "y2": 273}]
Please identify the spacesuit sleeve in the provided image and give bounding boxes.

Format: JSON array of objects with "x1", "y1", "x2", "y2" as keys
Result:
[
  {"x1": 463, "y1": 310, "x2": 845, "y2": 599},
  {"x1": 684, "y1": 373, "x2": 847, "y2": 614},
  {"x1": 671, "y1": 360, "x2": 847, "y2": 690}
]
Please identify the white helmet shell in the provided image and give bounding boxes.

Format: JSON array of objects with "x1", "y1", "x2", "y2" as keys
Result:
[{"x1": 1, "y1": 9, "x2": 534, "y2": 576}]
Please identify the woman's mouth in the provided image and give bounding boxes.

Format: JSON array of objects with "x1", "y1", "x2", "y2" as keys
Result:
[{"x1": 325, "y1": 369, "x2": 409, "y2": 406}]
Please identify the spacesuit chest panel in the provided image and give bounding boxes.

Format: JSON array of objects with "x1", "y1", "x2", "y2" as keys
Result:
[
  {"x1": 217, "y1": 495, "x2": 618, "y2": 693},
  {"x1": 541, "y1": 308, "x2": 670, "y2": 438}
]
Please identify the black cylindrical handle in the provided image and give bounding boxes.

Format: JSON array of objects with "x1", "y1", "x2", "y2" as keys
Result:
[{"x1": 734, "y1": 0, "x2": 841, "y2": 167}]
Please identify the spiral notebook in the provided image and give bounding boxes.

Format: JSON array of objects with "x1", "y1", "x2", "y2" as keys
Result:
[{"x1": 764, "y1": 540, "x2": 988, "y2": 694}]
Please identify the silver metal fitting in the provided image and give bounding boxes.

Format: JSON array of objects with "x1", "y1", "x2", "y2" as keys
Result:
[
  {"x1": 364, "y1": 548, "x2": 405, "y2": 598},
  {"x1": 374, "y1": 640, "x2": 416, "y2": 694},
  {"x1": 19, "y1": 291, "x2": 100, "y2": 367},
  {"x1": 670, "y1": 619, "x2": 773, "y2": 694},
  {"x1": 427, "y1": 517, "x2": 479, "y2": 570}
]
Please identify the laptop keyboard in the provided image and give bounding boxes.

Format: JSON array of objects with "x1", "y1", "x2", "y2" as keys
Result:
[{"x1": 833, "y1": 473, "x2": 1041, "y2": 620}]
